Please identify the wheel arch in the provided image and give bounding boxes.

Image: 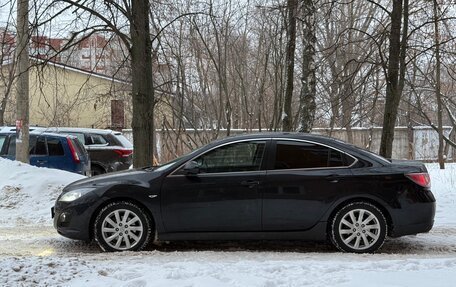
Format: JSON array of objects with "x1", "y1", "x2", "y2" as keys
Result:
[
  {"x1": 324, "y1": 196, "x2": 394, "y2": 237},
  {"x1": 88, "y1": 197, "x2": 156, "y2": 240},
  {"x1": 91, "y1": 162, "x2": 107, "y2": 174}
]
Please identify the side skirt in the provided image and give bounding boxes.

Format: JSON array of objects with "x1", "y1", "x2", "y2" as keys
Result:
[{"x1": 158, "y1": 222, "x2": 327, "y2": 241}]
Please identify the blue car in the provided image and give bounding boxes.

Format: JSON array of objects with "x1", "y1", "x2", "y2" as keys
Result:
[{"x1": 0, "y1": 131, "x2": 91, "y2": 176}]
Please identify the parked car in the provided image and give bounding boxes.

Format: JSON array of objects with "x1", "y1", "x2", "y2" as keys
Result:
[
  {"x1": 52, "y1": 133, "x2": 435, "y2": 253},
  {"x1": 48, "y1": 128, "x2": 133, "y2": 175},
  {"x1": 0, "y1": 130, "x2": 90, "y2": 176}
]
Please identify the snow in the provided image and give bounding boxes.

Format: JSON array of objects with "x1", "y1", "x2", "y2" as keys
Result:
[
  {"x1": 0, "y1": 158, "x2": 85, "y2": 226},
  {"x1": 0, "y1": 159, "x2": 456, "y2": 286}
]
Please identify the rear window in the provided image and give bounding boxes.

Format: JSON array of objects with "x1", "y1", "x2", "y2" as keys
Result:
[
  {"x1": 47, "y1": 138, "x2": 65, "y2": 156},
  {"x1": 115, "y1": 134, "x2": 133, "y2": 148},
  {"x1": 89, "y1": 134, "x2": 108, "y2": 145}
]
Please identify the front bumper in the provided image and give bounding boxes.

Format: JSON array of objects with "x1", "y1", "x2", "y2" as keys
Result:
[{"x1": 52, "y1": 194, "x2": 101, "y2": 241}]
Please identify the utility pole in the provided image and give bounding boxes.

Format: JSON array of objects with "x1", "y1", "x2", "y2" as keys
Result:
[{"x1": 15, "y1": 0, "x2": 30, "y2": 163}]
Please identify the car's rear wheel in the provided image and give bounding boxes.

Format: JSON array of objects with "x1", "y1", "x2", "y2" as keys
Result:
[
  {"x1": 94, "y1": 201, "x2": 152, "y2": 252},
  {"x1": 331, "y1": 202, "x2": 387, "y2": 253}
]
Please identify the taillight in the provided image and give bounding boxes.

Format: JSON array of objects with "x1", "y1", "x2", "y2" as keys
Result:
[
  {"x1": 114, "y1": 149, "x2": 133, "y2": 158},
  {"x1": 405, "y1": 173, "x2": 431, "y2": 188},
  {"x1": 67, "y1": 138, "x2": 80, "y2": 163}
]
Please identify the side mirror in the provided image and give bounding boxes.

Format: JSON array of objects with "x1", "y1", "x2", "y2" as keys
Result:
[{"x1": 183, "y1": 161, "x2": 200, "y2": 175}]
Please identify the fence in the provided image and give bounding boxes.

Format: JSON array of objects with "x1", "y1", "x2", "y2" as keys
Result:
[{"x1": 122, "y1": 126, "x2": 453, "y2": 163}]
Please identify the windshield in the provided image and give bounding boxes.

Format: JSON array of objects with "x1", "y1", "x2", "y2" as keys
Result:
[{"x1": 151, "y1": 144, "x2": 208, "y2": 172}]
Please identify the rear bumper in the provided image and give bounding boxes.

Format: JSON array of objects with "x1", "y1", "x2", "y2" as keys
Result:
[
  {"x1": 390, "y1": 220, "x2": 434, "y2": 237},
  {"x1": 390, "y1": 200, "x2": 436, "y2": 237}
]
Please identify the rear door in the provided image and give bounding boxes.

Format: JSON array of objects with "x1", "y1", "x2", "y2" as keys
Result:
[
  {"x1": 262, "y1": 139, "x2": 356, "y2": 231},
  {"x1": 29, "y1": 136, "x2": 48, "y2": 167}
]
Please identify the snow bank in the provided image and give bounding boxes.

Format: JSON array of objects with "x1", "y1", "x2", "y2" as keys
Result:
[
  {"x1": 427, "y1": 163, "x2": 456, "y2": 226},
  {"x1": 0, "y1": 158, "x2": 85, "y2": 226}
]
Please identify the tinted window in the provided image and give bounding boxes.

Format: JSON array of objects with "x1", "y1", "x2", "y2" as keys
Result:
[
  {"x1": 33, "y1": 137, "x2": 47, "y2": 155},
  {"x1": 115, "y1": 134, "x2": 133, "y2": 148},
  {"x1": 193, "y1": 141, "x2": 266, "y2": 174},
  {"x1": 7, "y1": 136, "x2": 16, "y2": 156},
  {"x1": 47, "y1": 138, "x2": 65, "y2": 156},
  {"x1": 0, "y1": 135, "x2": 7, "y2": 153},
  {"x1": 274, "y1": 141, "x2": 354, "y2": 170},
  {"x1": 89, "y1": 134, "x2": 108, "y2": 145}
]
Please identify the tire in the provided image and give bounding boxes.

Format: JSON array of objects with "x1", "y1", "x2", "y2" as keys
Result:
[
  {"x1": 94, "y1": 201, "x2": 152, "y2": 252},
  {"x1": 330, "y1": 202, "x2": 387, "y2": 253},
  {"x1": 91, "y1": 165, "x2": 105, "y2": 176}
]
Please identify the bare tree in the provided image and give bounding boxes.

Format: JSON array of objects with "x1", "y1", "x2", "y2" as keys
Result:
[
  {"x1": 379, "y1": 0, "x2": 409, "y2": 158},
  {"x1": 298, "y1": 0, "x2": 316, "y2": 133},
  {"x1": 15, "y1": 0, "x2": 30, "y2": 163},
  {"x1": 433, "y1": 0, "x2": 444, "y2": 169},
  {"x1": 282, "y1": 0, "x2": 298, "y2": 131}
]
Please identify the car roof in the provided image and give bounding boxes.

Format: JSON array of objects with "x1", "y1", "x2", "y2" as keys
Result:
[
  {"x1": 0, "y1": 130, "x2": 73, "y2": 139},
  {"x1": 45, "y1": 127, "x2": 117, "y2": 135},
  {"x1": 213, "y1": 132, "x2": 348, "y2": 145}
]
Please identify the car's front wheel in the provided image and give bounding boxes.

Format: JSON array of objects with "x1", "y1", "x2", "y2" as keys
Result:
[
  {"x1": 94, "y1": 201, "x2": 152, "y2": 252},
  {"x1": 331, "y1": 202, "x2": 387, "y2": 253}
]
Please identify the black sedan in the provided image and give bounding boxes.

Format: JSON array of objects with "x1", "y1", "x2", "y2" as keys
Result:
[{"x1": 52, "y1": 133, "x2": 435, "y2": 253}]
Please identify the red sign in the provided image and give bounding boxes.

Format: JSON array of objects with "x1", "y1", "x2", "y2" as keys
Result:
[{"x1": 16, "y1": 120, "x2": 22, "y2": 130}]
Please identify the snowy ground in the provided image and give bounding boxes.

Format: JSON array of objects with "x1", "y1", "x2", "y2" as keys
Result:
[{"x1": 0, "y1": 159, "x2": 455, "y2": 286}]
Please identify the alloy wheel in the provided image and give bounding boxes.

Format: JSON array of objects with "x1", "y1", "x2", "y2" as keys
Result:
[
  {"x1": 338, "y1": 209, "x2": 381, "y2": 250},
  {"x1": 100, "y1": 208, "x2": 144, "y2": 251}
]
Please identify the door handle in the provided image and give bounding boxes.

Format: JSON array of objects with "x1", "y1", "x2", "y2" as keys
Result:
[
  {"x1": 325, "y1": 175, "x2": 340, "y2": 183},
  {"x1": 36, "y1": 160, "x2": 47, "y2": 164},
  {"x1": 240, "y1": 180, "x2": 260, "y2": 188}
]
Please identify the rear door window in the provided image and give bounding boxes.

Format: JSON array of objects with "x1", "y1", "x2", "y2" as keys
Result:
[
  {"x1": 47, "y1": 138, "x2": 65, "y2": 156},
  {"x1": 33, "y1": 136, "x2": 47, "y2": 155},
  {"x1": 274, "y1": 141, "x2": 355, "y2": 170}
]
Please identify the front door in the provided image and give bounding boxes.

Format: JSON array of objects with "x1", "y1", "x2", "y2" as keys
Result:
[{"x1": 161, "y1": 140, "x2": 268, "y2": 232}]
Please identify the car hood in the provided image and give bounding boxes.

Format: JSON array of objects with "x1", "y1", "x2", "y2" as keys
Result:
[{"x1": 65, "y1": 168, "x2": 161, "y2": 190}]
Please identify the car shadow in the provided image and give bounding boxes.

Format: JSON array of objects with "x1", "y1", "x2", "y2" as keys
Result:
[
  {"x1": 146, "y1": 240, "x2": 337, "y2": 253},
  {"x1": 49, "y1": 235, "x2": 456, "y2": 255}
]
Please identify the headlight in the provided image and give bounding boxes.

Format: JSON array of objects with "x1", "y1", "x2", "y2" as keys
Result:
[{"x1": 59, "y1": 188, "x2": 94, "y2": 202}]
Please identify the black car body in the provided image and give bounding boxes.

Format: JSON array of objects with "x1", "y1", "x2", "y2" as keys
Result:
[
  {"x1": 53, "y1": 133, "x2": 435, "y2": 253},
  {"x1": 48, "y1": 128, "x2": 133, "y2": 175}
]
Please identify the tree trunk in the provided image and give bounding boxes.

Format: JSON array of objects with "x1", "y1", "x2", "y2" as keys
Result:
[
  {"x1": 282, "y1": 0, "x2": 298, "y2": 131},
  {"x1": 130, "y1": 0, "x2": 155, "y2": 168},
  {"x1": 298, "y1": 0, "x2": 316, "y2": 133},
  {"x1": 434, "y1": 0, "x2": 444, "y2": 169},
  {"x1": 379, "y1": 0, "x2": 407, "y2": 158},
  {"x1": 15, "y1": 0, "x2": 30, "y2": 163}
]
